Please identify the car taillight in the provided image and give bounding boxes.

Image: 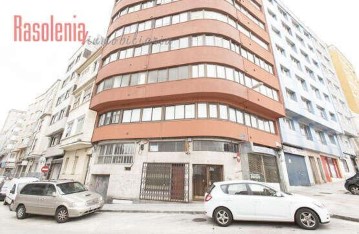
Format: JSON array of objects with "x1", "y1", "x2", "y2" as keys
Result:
[{"x1": 205, "y1": 193, "x2": 212, "y2": 202}]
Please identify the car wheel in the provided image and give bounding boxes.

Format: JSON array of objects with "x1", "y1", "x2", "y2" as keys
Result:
[
  {"x1": 213, "y1": 207, "x2": 233, "y2": 227},
  {"x1": 55, "y1": 207, "x2": 69, "y2": 223},
  {"x1": 349, "y1": 185, "x2": 359, "y2": 195},
  {"x1": 16, "y1": 205, "x2": 27, "y2": 219},
  {"x1": 295, "y1": 208, "x2": 320, "y2": 230}
]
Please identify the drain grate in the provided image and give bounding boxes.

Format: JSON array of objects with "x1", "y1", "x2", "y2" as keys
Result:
[{"x1": 193, "y1": 218, "x2": 207, "y2": 222}]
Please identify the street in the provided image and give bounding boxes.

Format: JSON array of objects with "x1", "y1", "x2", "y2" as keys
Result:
[{"x1": 0, "y1": 205, "x2": 358, "y2": 234}]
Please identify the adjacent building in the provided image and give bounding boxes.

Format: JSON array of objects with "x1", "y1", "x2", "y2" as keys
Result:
[
  {"x1": 11, "y1": 80, "x2": 61, "y2": 178},
  {"x1": 88, "y1": 0, "x2": 286, "y2": 202},
  {"x1": 263, "y1": 0, "x2": 358, "y2": 189},
  {"x1": 0, "y1": 110, "x2": 25, "y2": 176},
  {"x1": 58, "y1": 47, "x2": 102, "y2": 183},
  {"x1": 43, "y1": 42, "x2": 99, "y2": 180}
]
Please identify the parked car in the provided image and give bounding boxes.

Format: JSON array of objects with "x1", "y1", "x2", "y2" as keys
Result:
[
  {"x1": 4, "y1": 177, "x2": 39, "y2": 205},
  {"x1": 10, "y1": 181, "x2": 104, "y2": 223},
  {"x1": 344, "y1": 172, "x2": 359, "y2": 195},
  {"x1": 0, "y1": 178, "x2": 14, "y2": 201},
  {"x1": 204, "y1": 180, "x2": 330, "y2": 230}
]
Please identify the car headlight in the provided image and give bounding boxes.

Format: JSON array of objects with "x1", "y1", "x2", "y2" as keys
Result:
[
  {"x1": 313, "y1": 201, "x2": 325, "y2": 208},
  {"x1": 71, "y1": 201, "x2": 87, "y2": 207}
]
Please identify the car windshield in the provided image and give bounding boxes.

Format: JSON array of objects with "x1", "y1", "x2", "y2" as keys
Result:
[{"x1": 56, "y1": 182, "x2": 87, "y2": 195}]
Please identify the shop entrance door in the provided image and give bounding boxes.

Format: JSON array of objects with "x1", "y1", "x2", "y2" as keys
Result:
[{"x1": 193, "y1": 165, "x2": 223, "y2": 200}]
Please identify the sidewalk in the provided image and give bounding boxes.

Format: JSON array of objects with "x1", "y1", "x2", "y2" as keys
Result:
[
  {"x1": 289, "y1": 181, "x2": 359, "y2": 222},
  {"x1": 101, "y1": 181, "x2": 358, "y2": 222}
]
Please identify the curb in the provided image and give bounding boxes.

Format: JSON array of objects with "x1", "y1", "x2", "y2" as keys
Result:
[
  {"x1": 331, "y1": 214, "x2": 359, "y2": 223},
  {"x1": 100, "y1": 210, "x2": 204, "y2": 215},
  {"x1": 100, "y1": 210, "x2": 359, "y2": 223}
]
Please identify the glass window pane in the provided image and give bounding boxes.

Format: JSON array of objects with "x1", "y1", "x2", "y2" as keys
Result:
[
  {"x1": 122, "y1": 110, "x2": 132, "y2": 123},
  {"x1": 207, "y1": 65, "x2": 216, "y2": 77},
  {"x1": 198, "y1": 64, "x2": 205, "y2": 77},
  {"x1": 171, "y1": 39, "x2": 180, "y2": 50},
  {"x1": 226, "y1": 68, "x2": 234, "y2": 81},
  {"x1": 142, "y1": 108, "x2": 152, "y2": 122},
  {"x1": 209, "y1": 104, "x2": 218, "y2": 118},
  {"x1": 236, "y1": 110, "x2": 244, "y2": 124},
  {"x1": 131, "y1": 109, "x2": 141, "y2": 122},
  {"x1": 185, "y1": 104, "x2": 195, "y2": 119},
  {"x1": 251, "y1": 116, "x2": 258, "y2": 128},
  {"x1": 158, "y1": 69, "x2": 168, "y2": 82},
  {"x1": 121, "y1": 75, "x2": 130, "y2": 87},
  {"x1": 179, "y1": 37, "x2": 189, "y2": 48},
  {"x1": 148, "y1": 70, "x2": 158, "y2": 83},
  {"x1": 229, "y1": 108, "x2": 236, "y2": 122},
  {"x1": 175, "y1": 105, "x2": 185, "y2": 119},
  {"x1": 169, "y1": 67, "x2": 178, "y2": 81},
  {"x1": 244, "y1": 113, "x2": 251, "y2": 126},
  {"x1": 165, "y1": 106, "x2": 175, "y2": 120},
  {"x1": 178, "y1": 66, "x2": 189, "y2": 79},
  {"x1": 219, "y1": 105, "x2": 228, "y2": 119},
  {"x1": 217, "y1": 66, "x2": 226, "y2": 79},
  {"x1": 152, "y1": 107, "x2": 162, "y2": 121},
  {"x1": 198, "y1": 103, "x2": 207, "y2": 118}
]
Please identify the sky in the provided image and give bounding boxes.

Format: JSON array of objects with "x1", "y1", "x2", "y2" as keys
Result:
[{"x1": 0, "y1": 0, "x2": 358, "y2": 128}]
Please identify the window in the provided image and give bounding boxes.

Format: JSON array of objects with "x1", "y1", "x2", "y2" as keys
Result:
[
  {"x1": 280, "y1": 65, "x2": 291, "y2": 77},
  {"x1": 193, "y1": 140, "x2": 239, "y2": 152},
  {"x1": 71, "y1": 156, "x2": 79, "y2": 174},
  {"x1": 63, "y1": 158, "x2": 69, "y2": 174},
  {"x1": 299, "y1": 124, "x2": 312, "y2": 140},
  {"x1": 149, "y1": 141, "x2": 185, "y2": 152},
  {"x1": 315, "y1": 130, "x2": 327, "y2": 145},
  {"x1": 185, "y1": 104, "x2": 195, "y2": 119},
  {"x1": 286, "y1": 89, "x2": 297, "y2": 101},
  {"x1": 75, "y1": 116, "x2": 85, "y2": 134},
  {"x1": 221, "y1": 183, "x2": 249, "y2": 195},
  {"x1": 97, "y1": 143, "x2": 135, "y2": 164},
  {"x1": 311, "y1": 86, "x2": 321, "y2": 99},
  {"x1": 198, "y1": 103, "x2": 207, "y2": 118},
  {"x1": 219, "y1": 105, "x2": 228, "y2": 119},
  {"x1": 329, "y1": 113, "x2": 336, "y2": 122},
  {"x1": 249, "y1": 154, "x2": 279, "y2": 183},
  {"x1": 284, "y1": 118, "x2": 295, "y2": 130},
  {"x1": 248, "y1": 184, "x2": 276, "y2": 196},
  {"x1": 73, "y1": 96, "x2": 80, "y2": 109},
  {"x1": 65, "y1": 121, "x2": 74, "y2": 137},
  {"x1": 317, "y1": 106, "x2": 327, "y2": 120},
  {"x1": 165, "y1": 106, "x2": 175, "y2": 120},
  {"x1": 209, "y1": 104, "x2": 218, "y2": 118},
  {"x1": 302, "y1": 98, "x2": 314, "y2": 113},
  {"x1": 297, "y1": 76, "x2": 308, "y2": 91},
  {"x1": 328, "y1": 135, "x2": 336, "y2": 144},
  {"x1": 341, "y1": 159, "x2": 350, "y2": 173},
  {"x1": 276, "y1": 44, "x2": 285, "y2": 56},
  {"x1": 82, "y1": 88, "x2": 92, "y2": 103},
  {"x1": 290, "y1": 56, "x2": 301, "y2": 70}
]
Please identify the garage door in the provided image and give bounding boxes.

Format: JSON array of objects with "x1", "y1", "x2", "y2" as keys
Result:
[{"x1": 285, "y1": 153, "x2": 310, "y2": 186}]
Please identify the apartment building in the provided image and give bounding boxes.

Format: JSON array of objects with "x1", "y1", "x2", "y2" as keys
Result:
[
  {"x1": 329, "y1": 46, "x2": 359, "y2": 170},
  {"x1": 11, "y1": 80, "x2": 61, "y2": 178},
  {"x1": 58, "y1": 47, "x2": 102, "y2": 183},
  {"x1": 0, "y1": 110, "x2": 25, "y2": 176},
  {"x1": 264, "y1": 0, "x2": 358, "y2": 188},
  {"x1": 43, "y1": 42, "x2": 99, "y2": 180},
  {"x1": 88, "y1": 0, "x2": 285, "y2": 202}
]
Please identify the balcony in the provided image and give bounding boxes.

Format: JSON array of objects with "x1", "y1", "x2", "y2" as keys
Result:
[
  {"x1": 45, "y1": 117, "x2": 67, "y2": 137},
  {"x1": 43, "y1": 145, "x2": 64, "y2": 158}
]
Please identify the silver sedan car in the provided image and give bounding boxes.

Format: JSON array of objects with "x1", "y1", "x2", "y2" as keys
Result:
[{"x1": 10, "y1": 181, "x2": 104, "y2": 223}]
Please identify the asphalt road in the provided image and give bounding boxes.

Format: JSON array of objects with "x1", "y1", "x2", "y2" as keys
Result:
[{"x1": 0, "y1": 205, "x2": 358, "y2": 234}]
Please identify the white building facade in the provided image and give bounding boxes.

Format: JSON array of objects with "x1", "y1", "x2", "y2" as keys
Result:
[{"x1": 263, "y1": 0, "x2": 356, "y2": 188}]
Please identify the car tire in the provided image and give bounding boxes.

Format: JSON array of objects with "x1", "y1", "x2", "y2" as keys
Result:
[
  {"x1": 295, "y1": 208, "x2": 320, "y2": 230},
  {"x1": 349, "y1": 185, "x2": 359, "y2": 195},
  {"x1": 213, "y1": 207, "x2": 233, "y2": 227},
  {"x1": 55, "y1": 207, "x2": 69, "y2": 223},
  {"x1": 16, "y1": 205, "x2": 27, "y2": 219}
]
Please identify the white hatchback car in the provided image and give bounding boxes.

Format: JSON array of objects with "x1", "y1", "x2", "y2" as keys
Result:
[{"x1": 204, "y1": 180, "x2": 330, "y2": 230}]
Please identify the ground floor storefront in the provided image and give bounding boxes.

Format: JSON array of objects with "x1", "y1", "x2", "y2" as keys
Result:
[
  {"x1": 87, "y1": 138, "x2": 282, "y2": 202},
  {"x1": 281, "y1": 145, "x2": 345, "y2": 188}
]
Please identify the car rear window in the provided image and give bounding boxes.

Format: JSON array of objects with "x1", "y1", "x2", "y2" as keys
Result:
[
  {"x1": 221, "y1": 183, "x2": 249, "y2": 195},
  {"x1": 206, "y1": 184, "x2": 216, "y2": 194}
]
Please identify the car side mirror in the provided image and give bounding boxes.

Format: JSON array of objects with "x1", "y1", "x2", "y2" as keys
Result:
[{"x1": 10, "y1": 189, "x2": 15, "y2": 194}]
